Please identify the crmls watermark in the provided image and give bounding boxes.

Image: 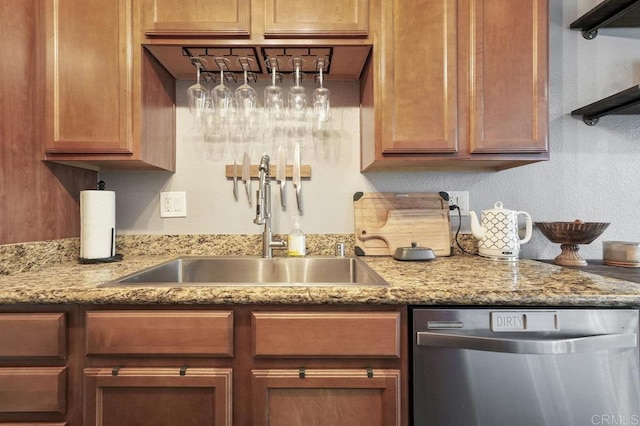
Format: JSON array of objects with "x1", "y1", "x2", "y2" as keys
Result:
[{"x1": 591, "y1": 414, "x2": 640, "y2": 425}]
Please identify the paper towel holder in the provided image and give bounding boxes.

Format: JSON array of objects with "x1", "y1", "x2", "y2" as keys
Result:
[{"x1": 78, "y1": 181, "x2": 123, "y2": 264}]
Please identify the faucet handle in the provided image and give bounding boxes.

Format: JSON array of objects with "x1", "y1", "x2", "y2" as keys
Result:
[{"x1": 335, "y1": 242, "x2": 346, "y2": 258}]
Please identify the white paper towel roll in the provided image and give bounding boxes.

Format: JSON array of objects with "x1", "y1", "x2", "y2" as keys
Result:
[{"x1": 80, "y1": 190, "x2": 116, "y2": 259}]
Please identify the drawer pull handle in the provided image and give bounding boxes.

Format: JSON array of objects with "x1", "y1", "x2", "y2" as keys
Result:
[
  {"x1": 299, "y1": 367, "x2": 306, "y2": 378},
  {"x1": 367, "y1": 367, "x2": 374, "y2": 378},
  {"x1": 179, "y1": 366, "x2": 188, "y2": 376},
  {"x1": 112, "y1": 365, "x2": 122, "y2": 376}
]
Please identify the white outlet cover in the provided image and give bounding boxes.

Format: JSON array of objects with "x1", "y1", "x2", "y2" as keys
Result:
[{"x1": 160, "y1": 191, "x2": 187, "y2": 218}]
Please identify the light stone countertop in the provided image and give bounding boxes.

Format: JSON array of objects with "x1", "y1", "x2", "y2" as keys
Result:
[{"x1": 1, "y1": 253, "x2": 640, "y2": 306}]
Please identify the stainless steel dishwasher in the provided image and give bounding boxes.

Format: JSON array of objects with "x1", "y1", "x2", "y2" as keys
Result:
[{"x1": 412, "y1": 308, "x2": 640, "y2": 426}]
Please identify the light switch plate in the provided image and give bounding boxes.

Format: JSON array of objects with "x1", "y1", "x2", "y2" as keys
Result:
[{"x1": 160, "y1": 191, "x2": 187, "y2": 218}]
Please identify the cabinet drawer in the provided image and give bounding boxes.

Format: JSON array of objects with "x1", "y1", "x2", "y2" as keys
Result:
[
  {"x1": 0, "y1": 367, "x2": 67, "y2": 413},
  {"x1": 86, "y1": 311, "x2": 233, "y2": 356},
  {"x1": 0, "y1": 313, "x2": 66, "y2": 359},
  {"x1": 0, "y1": 424, "x2": 67, "y2": 425},
  {"x1": 0, "y1": 423, "x2": 67, "y2": 425},
  {"x1": 253, "y1": 312, "x2": 400, "y2": 357}
]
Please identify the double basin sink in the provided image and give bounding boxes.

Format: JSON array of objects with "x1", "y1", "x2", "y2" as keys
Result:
[{"x1": 101, "y1": 256, "x2": 389, "y2": 287}]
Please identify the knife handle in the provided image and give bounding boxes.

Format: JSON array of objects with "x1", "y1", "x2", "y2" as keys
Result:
[
  {"x1": 280, "y1": 181, "x2": 286, "y2": 207},
  {"x1": 296, "y1": 185, "x2": 302, "y2": 212}
]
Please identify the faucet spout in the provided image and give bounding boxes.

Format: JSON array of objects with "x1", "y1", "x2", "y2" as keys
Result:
[{"x1": 254, "y1": 155, "x2": 287, "y2": 258}]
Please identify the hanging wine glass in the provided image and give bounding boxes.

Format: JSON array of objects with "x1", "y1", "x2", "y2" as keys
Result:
[
  {"x1": 264, "y1": 59, "x2": 284, "y2": 119},
  {"x1": 186, "y1": 58, "x2": 210, "y2": 123},
  {"x1": 235, "y1": 64, "x2": 258, "y2": 118},
  {"x1": 313, "y1": 58, "x2": 331, "y2": 130},
  {"x1": 211, "y1": 64, "x2": 234, "y2": 119},
  {"x1": 264, "y1": 59, "x2": 285, "y2": 141},
  {"x1": 288, "y1": 59, "x2": 307, "y2": 122}
]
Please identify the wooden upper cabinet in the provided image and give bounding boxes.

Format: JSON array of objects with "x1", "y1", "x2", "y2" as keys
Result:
[
  {"x1": 465, "y1": 0, "x2": 548, "y2": 154},
  {"x1": 140, "y1": 0, "x2": 368, "y2": 40},
  {"x1": 142, "y1": 0, "x2": 251, "y2": 37},
  {"x1": 44, "y1": 0, "x2": 132, "y2": 155},
  {"x1": 44, "y1": 0, "x2": 176, "y2": 171},
  {"x1": 361, "y1": 0, "x2": 549, "y2": 171},
  {"x1": 264, "y1": 0, "x2": 369, "y2": 37},
  {"x1": 378, "y1": 0, "x2": 458, "y2": 155}
]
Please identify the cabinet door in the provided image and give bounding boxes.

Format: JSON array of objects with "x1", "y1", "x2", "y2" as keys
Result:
[
  {"x1": 84, "y1": 368, "x2": 232, "y2": 426},
  {"x1": 464, "y1": 0, "x2": 548, "y2": 154},
  {"x1": 264, "y1": 0, "x2": 369, "y2": 37},
  {"x1": 142, "y1": 0, "x2": 250, "y2": 37},
  {"x1": 44, "y1": 0, "x2": 133, "y2": 154},
  {"x1": 252, "y1": 369, "x2": 400, "y2": 426},
  {"x1": 378, "y1": 0, "x2": 458, "y2": 155}
]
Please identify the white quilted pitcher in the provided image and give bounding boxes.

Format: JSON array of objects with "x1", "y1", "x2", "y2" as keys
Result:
[{"x1": 469, "y1": 202, "x2": 532, "y2": 261}]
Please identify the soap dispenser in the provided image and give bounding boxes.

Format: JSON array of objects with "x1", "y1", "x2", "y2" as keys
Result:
[{"x1": 287, "y1": 216, "x2": 306, "y2": 257}]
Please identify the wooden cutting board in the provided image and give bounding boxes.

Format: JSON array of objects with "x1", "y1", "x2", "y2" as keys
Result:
[{"x1": 353, "y1": 192, "x2": 452, "y2": 256}]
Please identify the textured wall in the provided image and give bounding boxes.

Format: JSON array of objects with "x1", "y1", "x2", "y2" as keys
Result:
[{"x1": 102, "y1": 0, "x2": 640, "y2": 260}]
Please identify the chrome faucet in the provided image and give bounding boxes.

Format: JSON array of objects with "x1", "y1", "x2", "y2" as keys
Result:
[{"x1": 254, "y1": 154, "x2": 287, "y2": 258}]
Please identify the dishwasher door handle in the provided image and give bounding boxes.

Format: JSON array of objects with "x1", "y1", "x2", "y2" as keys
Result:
[{"x1": 416, "y1": 331, "x2": 637, "y2": 355}]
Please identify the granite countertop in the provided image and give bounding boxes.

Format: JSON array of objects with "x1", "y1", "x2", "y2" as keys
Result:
[{"x1": 2, "y1": 252, "x2": 640, "y2": 306}]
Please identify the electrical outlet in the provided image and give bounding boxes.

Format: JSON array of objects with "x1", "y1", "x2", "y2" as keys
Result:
[
  {"x1": 160, "y1": 192, "x2": 187, "y2": 218},
  {"x1": 444, "y1": 191, "x2": 469, "y2": 216}
]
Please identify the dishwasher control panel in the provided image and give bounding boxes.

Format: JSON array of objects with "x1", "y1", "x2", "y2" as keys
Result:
[{"x1": 491, "y1": 311, "x2": 558, "y2": 332}]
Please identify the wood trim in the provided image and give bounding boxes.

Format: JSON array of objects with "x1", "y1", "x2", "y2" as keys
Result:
[
  {"x1": 0, "y1": 313, "x2": 66, "y2": 359},
  {"x1": 85, "y1": 311, "x2": 234, "y2": 356},
  {"x1": 0, "y1": 367, "x2": 67, "y2": 414},
  {"x1": 253, "y1": 312, "x2": 401, "y2": 357}
]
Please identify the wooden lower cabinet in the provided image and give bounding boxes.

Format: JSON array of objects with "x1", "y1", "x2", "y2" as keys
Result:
[
  {"x1": 252, "y1": 369, "x2": 400, "y2": 426},
  {"x1": 0, "y1": 310, "x2": 72, "y2": 425},
  {"x1": 83, "y1": 368, "x2": 232, "y2": 426},
  {"x1": 0, "y1": 305, "x2": 407, "y2": 425}
]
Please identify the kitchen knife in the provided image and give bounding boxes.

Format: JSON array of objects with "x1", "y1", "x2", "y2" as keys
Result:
[
  {"x1": 232, "y1": 160, "x2": 238, "y2": 200},
  {"x1": 242, "y1": 152, "x2": 251, "y2": 206},
  {"x1": 277, "y1": 146, "x2": 286, "y2": 207},
  {"x1": 293, "y1": 143, "x2": 302, "y2": 212}
]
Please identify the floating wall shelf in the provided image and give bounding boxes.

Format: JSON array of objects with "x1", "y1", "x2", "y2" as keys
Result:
[
  {"x1": 571, "y1": 85, "x2": 640, "y2": 125},
  {"x1": 570, "y1": 0, "x2": 640, "y2": 39},
  {"x1": 570, "y1": 0, "x2": 640, "y2": 125}
]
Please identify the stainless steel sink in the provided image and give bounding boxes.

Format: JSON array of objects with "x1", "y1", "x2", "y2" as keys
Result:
[{"x1": 100, "y1": 256, "x2": 389, "y2": 287}]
